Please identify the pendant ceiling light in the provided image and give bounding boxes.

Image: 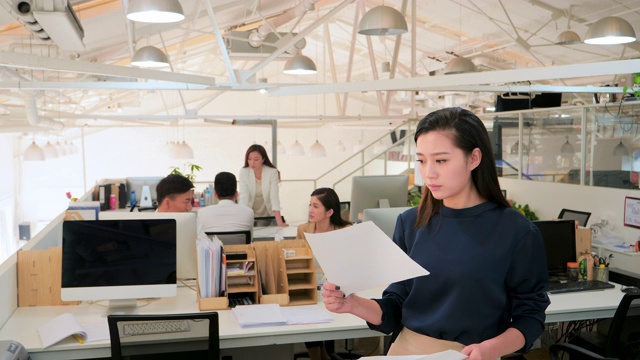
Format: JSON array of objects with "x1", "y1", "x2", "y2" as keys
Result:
[
  {"x1": 277, "y1": 141, "x2": 287, "y2": 155},
  {"x1": 510, "y1": 140, "x2": 519, "y2": 155},
  {"x1": 43, "y1": 141, "x2": 59, "y2": 159},
  {"x1": 584, "y1": 16, "x2": 636, "y2": 45},
  {"x1": 560, "y1": 136, "x2": 575, "y2": 156},
  {"x1": 126, "y1": 0, "x2": 185, "y2": 24},
  {"x1": 283, "y1": 54, "x2": 317, "y2": 75},
  {"x1": 336, "y1": 140, "x2": 346, "y2": 152},
  {"x1": 444, "y1": 56, "x2": 477, "y2": 75},
  {"x1": 131, "y1": 46, "x2": 170, "y2": 68},
  {"x1": 613, "y1": 140, "x2": 629, "y2": 156},
  {"x1": 556, "y1": 30, "x2": 581, "y2": 45},
  {"x1": 309, "y1": 140, "x2": 327, "y2": 158},
  {"x1": 23, "y1": 140, "x2": 45, "y2": 161},
  {"x1": 55, "y1": 140, "x2": 67, "y2": 157},
  {"x1": 289, "y1": 140, "x2": 305, "y2": 156},
  {"x1": 175, "y1": 141, "x2": 194, "y2": 159},
  {"x1": 358, "y1": 5, "x2": 408, "y2": 36}
]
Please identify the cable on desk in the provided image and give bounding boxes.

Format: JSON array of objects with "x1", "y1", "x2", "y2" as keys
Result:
[{"x1": 179, "y1": 278, "x2": 198, "y2": 292}]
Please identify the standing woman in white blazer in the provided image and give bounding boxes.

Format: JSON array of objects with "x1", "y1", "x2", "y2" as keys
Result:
[{"x1": 238, "y1": 144, "x2": 288, "y2": 227}]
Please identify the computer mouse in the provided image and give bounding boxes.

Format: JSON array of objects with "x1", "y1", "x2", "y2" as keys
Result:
[{"x1": 621, "y1": 286, "x2": 640, "y2": 294}]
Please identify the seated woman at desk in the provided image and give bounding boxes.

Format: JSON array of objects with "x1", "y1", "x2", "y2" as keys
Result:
[
  {"x1": 297, "y1": 187, "x2": 351, "y2": 360},
  {"x1": 321, "y1": 107, "x2": 549, "y2": 359},
  {"x1": 238, "y1": 144, "x2": 288, "y2": 227}
]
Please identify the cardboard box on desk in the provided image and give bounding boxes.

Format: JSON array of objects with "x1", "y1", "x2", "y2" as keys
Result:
[
  {"x1": 17, "y1": 247, "x2": 80, "y2": 307},
  {"x1": 576, "y1": 227, "x2": 592, "y2": 259}
]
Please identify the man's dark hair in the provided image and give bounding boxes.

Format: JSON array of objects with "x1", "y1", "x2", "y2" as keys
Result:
[
  {"x1": 156, "y1": 174, "x2": 194, "y2": 204},
  {"x1": 214, "y1": 172, "x2": 237, "y2": 199}
]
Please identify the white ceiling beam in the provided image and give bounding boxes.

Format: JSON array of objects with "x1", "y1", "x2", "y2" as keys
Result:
[
  {"x1": 0, "y1": 81, "x2": 212, "y2": 90},
  {"x1": 269, "y1": 59, "x2": 640, "y2": 96},
  {"x1": 0, "y1": 51, "x2": 217, "y2": 86}
]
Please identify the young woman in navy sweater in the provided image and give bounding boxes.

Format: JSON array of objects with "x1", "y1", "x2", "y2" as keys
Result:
[{"x1": 322, "y1": 107, "x2": 549, "y2": 360}]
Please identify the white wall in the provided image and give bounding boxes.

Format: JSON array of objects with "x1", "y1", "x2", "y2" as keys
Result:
[
  {"x1": 500, "y1": 177, "x2": 640, "y2": 244},
  {"x1": 0, "y1": 134, "x2": 16, "y2": 261}
]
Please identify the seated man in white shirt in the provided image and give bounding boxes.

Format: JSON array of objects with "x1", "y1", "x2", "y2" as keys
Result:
[{"x1": 198, "y1": 172, "x2": 254, "y2": 235}]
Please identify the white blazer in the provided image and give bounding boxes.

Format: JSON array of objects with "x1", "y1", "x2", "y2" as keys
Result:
[{"x1": 238, "y1": 166, "x2": 281, "y2": 214}]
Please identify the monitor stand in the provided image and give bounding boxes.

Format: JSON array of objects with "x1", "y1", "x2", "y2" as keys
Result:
[
  {"x1": 140, "y1": 186, "x2": 153, "y2": 207},
  {"x1": 378, "y1": 199, "x2": 390, "y2": 208},
  {"x1": 102, "y1": 299, "x2": 140, "y2": 317}
]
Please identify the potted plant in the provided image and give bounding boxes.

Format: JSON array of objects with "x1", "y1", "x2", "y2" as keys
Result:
[
  {"x1": 622, "y1": 72, "x2": 640, "y2": 101},
  {"x1": 170, "y1": 162, "x2": 202, "y2": 182}
]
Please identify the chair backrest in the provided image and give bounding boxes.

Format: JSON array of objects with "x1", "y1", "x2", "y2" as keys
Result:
[
  {"x1": 206, "y1": 230, "x2": 252, "y2": 245},
  {"x1": 107, "y1": 312, "x2": 219, "y2": 360},
  {"x1": 558, "y1": 208, "x2": 591, "y2": 227},
  {"x1": 253, "y1": 216, "x2": 285, "y2": 227},
  {"x1": 549, "y1": 343, "x2": 616, "y2": 360},
  {"x1": 606, "y1": 292, "x2": 640, "y2": 359}
]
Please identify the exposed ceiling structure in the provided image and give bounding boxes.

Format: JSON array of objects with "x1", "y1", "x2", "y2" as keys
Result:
[{"x1": 0, "y1": 0, "x2": 639, "y2": 135}]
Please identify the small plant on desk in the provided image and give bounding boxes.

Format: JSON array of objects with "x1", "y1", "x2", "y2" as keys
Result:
[{"x1": 170, "y1": 163, "x2": 202, "y2": 182}]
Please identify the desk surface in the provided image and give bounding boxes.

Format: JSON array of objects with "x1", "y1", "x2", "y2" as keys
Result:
[
  {"x1": 0, "y1": 284, "x2": 626, "y2": 360},
  {"x1": 252, "y1": 225, "x2": 298, "y2": 241}
]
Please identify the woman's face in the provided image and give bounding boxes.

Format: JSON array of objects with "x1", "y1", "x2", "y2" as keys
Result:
[
  {"x1": 308, "y1": 196, "x2": 332, "y2": 223},
  {"x1": 247, "y1": 151, "x2": 264, "y2": 170},
  {"x1": 416, "y1": 130, "x2": 480, "y2": 208}
]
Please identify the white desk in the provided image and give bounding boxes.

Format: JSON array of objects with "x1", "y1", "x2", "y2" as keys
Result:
[{"x1": 0, "y1": 284, "x2": 627, "y2": 360}]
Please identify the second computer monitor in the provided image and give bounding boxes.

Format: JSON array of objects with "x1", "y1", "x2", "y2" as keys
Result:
[
  {"x1": 349, "y1": 175, "x2": 409, "y2": 222},
  {"x1": 533, "y1": 219, "x2": 576, "y2": 280},
  {"x1": 126, "y1": 176, "x2": 164, "y2": 206}
]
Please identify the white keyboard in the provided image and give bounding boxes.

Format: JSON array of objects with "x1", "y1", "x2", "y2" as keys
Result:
[{"x1": 122, "y1": 320, "x2": 190, "y2": 336}]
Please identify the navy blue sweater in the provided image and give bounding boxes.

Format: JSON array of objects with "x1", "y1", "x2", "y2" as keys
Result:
[{"x1": 369, "y1": 202, "x2": 549, "y2": 350}]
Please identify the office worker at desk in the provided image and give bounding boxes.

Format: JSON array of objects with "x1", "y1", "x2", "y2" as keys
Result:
[
  {"x1": 297, "y1": 187, "x2": 351, "y2": 360},
  {"x1": 198, "y1": 171, "x2": 254, "y2": 233},
  {"x1": 238, "y1": 144, "x2": 288, "y2": 227},
  {"x1": 322, "y1": 107, "x2": 550, "y2": 360},
  {"x1": 156, "y1": 174, "x2": 210, "y2": 243}
]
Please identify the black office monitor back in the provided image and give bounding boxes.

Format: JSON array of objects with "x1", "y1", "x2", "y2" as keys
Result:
[{"x1": 533, "y1": 220, "x2": 576, "y2": 280}]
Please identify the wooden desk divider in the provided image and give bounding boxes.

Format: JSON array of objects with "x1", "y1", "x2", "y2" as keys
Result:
[
  {"x1": 253, "y1": 241, "x2": 289, "y2": 305},
  {"x1": 17, "y1": 247, "x2": 80, "y2": 307}
]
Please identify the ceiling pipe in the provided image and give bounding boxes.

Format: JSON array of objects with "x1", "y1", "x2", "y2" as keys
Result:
[
  {"x1": 0, "y1": 67, "x2": 64, "y2": 130},
  {"x1": 248, "y1": 0, "x2": 318, "y2": 47}
]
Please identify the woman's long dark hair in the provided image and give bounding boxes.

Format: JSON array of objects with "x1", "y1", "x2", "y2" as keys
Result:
[
  {"x1": 311, "y1": 188, "x2": 350, "y2": 228},
  {"x1": 415, "y1": 107, "x2": 509, "y2": 228},
  {"x1": 243, "y1": 144, "x2": 277, "y2": 169}
]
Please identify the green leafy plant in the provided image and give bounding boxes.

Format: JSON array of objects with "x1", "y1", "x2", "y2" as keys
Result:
[
  {"x1": 622, "y1": 72, "x2": 640, "y2": 98},
  {"x1": 407, "y1": 185, "x2": 422, "y2": 206},
  {"x1": 170, "y1": 162, "x2": 202, "y2": 182},
  {"x1": 512, "y1": 202, "x2": 538, "y2": 221}
]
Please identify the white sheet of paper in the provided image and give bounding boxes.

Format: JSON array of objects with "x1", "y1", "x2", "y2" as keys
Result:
[
  {"x1": 305, "y1": 221, "x2": 429, "y2": 295},
  {"x1": 231, "y1": 304, "x2": 287, "y2": 328},
  {"x1": 360, "y1": 350, "x2": 467, "y2": 360},
  {"x1": 280, "y1": 304, "x2": 334, "y2": 325}
]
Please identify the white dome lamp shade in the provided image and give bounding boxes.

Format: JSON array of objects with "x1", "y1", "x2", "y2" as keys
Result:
[
  {"x1": 23, "y1": 141, "x2": 45, "y2": 161},
  {"x1": 309, "y1": 140, "x2": 327, "y2": 158},
  {"x1": 444, "y1": 56, "x2": 477, "y2": 75},
  {"x1": 283, "y1": 54, "x2": 317, "y2": 75},
  {"x1": 126, "y1": 0, "x2": 185, "y2": 24},
  {"x1": 43, "y1": 141, "x2": 59, "y2": 159},
  {"x1": 289, "y1": 140, "x2": 305, "y2": 156},
  {"x1": 175, "y1": 141, "x2": 194, "y2": 159},
  {"x1": 613, "y1": 140, "x2": 629, "y2": 156},
  {"x1": 131, "y1": 46, "x2": 170, "y2": 68},
  {"x1": 584, "y1": 16, "x2": 636, "y2": 45},
  {"x1": 358, "y1": 5, "x2": 408, "y2": 36}
]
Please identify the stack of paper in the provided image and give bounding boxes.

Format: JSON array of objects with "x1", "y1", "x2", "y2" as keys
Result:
[
  {"x1": 231, "y1": 304, "x2": 334, "y2": 328},
  {"x1": 360, "y1": 350, "x2": 467, "y2": 360}
]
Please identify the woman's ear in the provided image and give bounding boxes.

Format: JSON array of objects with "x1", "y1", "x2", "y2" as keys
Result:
[
  {"x1": 326, "y1": 209, "x2": 334, "y2": 218},
  {"x1": 468, "y1": 148, "x2": 482, "y2": 170}
]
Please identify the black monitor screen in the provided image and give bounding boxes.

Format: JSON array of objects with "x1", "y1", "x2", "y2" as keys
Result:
[
  {"x1": 62, "y1": 219, "x2": 177, "y2": 288},
  {"x1": 533, "y1": 220, "x2": 576, "y2": 280}
]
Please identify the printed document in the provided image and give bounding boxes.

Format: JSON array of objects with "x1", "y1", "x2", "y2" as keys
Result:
[{"x1": 305, "y1": 221, "x2": 429, "y2": 295}]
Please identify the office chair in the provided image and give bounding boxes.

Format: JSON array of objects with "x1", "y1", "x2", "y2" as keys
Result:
[
  {"x1": 205, "y1": 230, "x2": 252, "y2": 245},
  {"x1": 549, "y1": 343, "x2": 618, "y2": 360},
  {"x1": 569, "y1": 293, "x2": 640, "y2": 360},
  {"x1": 558, "y1": 208, "x2": 591, "y2": 227},
  {"x1": 254, "y1": 216, "x2": 286, "y2": 227},
  {"x1": 107, "y1": 312, "x2": 220, "y2": 360}
]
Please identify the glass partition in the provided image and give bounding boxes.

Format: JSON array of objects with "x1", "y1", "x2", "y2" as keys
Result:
[{"x1": 481, "y1": 102, "x2": 640, "y2": 190}]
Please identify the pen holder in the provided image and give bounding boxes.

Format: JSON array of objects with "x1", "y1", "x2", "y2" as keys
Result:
[{"x1": 594, "y1": 267, "x2": 609, "y2": 283}]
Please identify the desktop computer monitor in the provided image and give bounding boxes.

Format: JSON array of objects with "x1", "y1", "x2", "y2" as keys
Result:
[
  {"x1": 349, "y1": 175, "x2": 409, "y2": 222},
  {"x1": 125, "y1": 176, "x2": 164, "y2": 206},
  {"x1": 61, "y1": 219, "x2": 177, "y2": 310},
  {"x1": 533, "y1": 219, "x2": 576, "y2": 280},
  {"x1": 362, "y1": 207, "x2": 412, "y2": 238},
  {"x1": 99, "y1": 212, "x2": 197, "y2": 281}
]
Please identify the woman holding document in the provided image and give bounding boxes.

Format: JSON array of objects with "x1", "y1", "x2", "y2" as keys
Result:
[
  {"x1": 298, "y1": 187, "x2": 350, "y2": 360},
  {"x1": 321, "y1": 107, "x2": 549, "y2": 360}
]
